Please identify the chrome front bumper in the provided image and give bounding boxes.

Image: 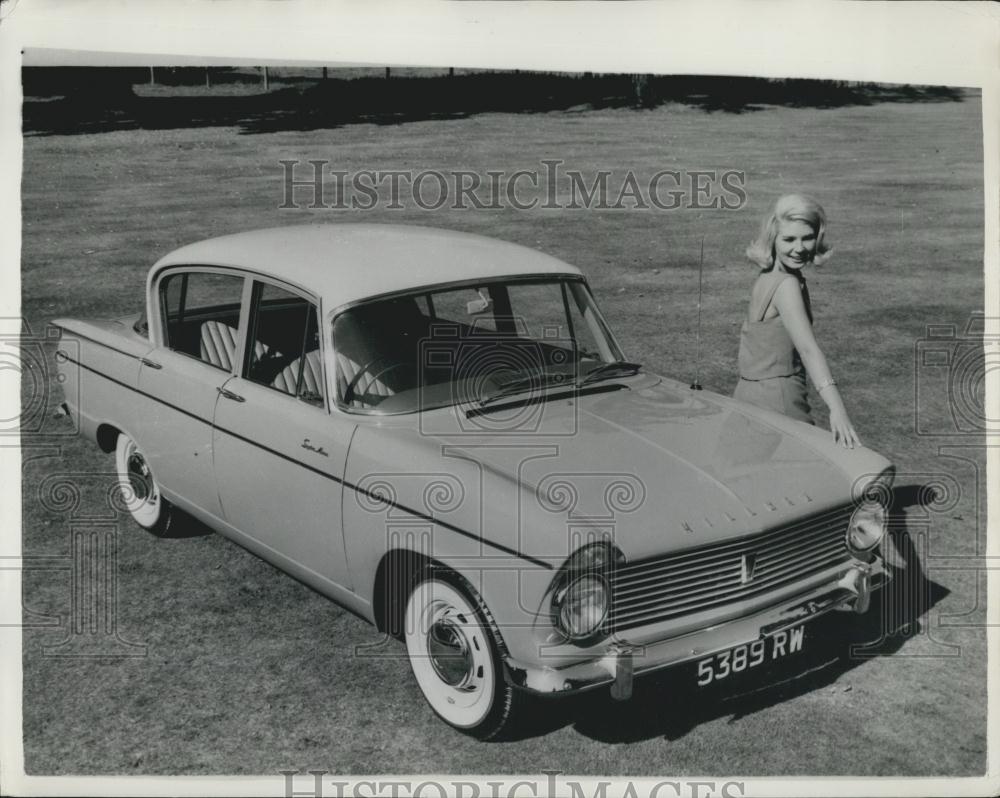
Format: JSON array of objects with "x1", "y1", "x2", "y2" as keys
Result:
[{"x1": 504, "y1": 561, "x2": 887, "y2": 699}]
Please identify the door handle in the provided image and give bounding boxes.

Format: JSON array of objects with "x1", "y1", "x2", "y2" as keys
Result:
[
  {"x1": 217, "y1": 386, "x2": 246, "y2": 403},
  {"x1": 140, "y1": 357, "x2": 162, "y2": 370}
]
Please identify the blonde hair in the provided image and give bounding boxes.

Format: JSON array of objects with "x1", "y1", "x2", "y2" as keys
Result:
[{"x1": 745, "y1": 193, "x2": 832, "y2": 270}]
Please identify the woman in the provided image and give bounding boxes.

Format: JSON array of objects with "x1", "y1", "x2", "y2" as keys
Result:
[{"x1": 733, "y1": 194, "x2": 861, "y2": 448}]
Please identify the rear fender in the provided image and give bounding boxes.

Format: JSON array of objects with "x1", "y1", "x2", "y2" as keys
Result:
[{"x1": 52, "y1": 315, "x2": 154, "y2": 448}]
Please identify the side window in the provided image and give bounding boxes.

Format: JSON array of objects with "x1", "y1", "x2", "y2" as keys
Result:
[
  {"x1": 159, "y1": 270, "x2": 246, "y2": 370},
  {"x1": 245, "y1": 281, "x2": 324, "y2": 407}
]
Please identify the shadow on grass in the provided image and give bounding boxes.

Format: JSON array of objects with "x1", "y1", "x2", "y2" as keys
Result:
[
  {"x1": 155, "y1": 506, "x2": 215, "y2": 540},
  {"x1": 22, "y1": 74, "x2": 972, "y2": 137},
  {"x1": 500, "y1": 483, "x2": 949, "y2": 743}
]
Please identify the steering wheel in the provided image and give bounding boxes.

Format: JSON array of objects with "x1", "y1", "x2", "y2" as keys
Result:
[{"x1": 342, "y1": 357, "x2": 412, "y2": 405}]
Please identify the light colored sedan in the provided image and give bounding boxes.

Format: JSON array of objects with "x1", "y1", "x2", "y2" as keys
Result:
[{"x1": 53, "y1": 223, "x2": 894, "y2": 739}]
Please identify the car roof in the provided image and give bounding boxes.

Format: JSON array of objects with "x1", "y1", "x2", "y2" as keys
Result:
[{"x1": 152, "y1": 223, "x2": 582, "y2": 310}]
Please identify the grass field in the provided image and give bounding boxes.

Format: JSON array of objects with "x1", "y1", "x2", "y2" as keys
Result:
[{"x1": 19, "y1": 86, "x2": 987, "y2": 776}]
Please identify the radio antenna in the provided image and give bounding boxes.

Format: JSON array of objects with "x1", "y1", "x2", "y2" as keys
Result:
[{"x1": 690, "y1": 236, "x2": 704, "y2": 390}]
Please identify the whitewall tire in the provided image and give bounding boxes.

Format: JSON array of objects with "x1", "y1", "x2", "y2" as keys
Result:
[
  {"x1": 114, "y1": 432, "x2": 173, "y2": 534},
  {"x1": 404, "y1": 572, "x2": 523, "y2": 739}
]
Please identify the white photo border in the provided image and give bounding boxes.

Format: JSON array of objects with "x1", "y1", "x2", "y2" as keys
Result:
[{"x1": 1, "y1": 1, "x2": 997, "y2": 796}]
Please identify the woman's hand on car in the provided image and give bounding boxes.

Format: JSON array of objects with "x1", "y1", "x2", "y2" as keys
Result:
[{"x1": 829, "y1": 407, "x2": 861, "y2": 449}]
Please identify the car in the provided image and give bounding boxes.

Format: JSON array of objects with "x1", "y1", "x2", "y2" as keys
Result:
[{"x1": 52, "y1": 223, "x2": 895, "y2": 739}]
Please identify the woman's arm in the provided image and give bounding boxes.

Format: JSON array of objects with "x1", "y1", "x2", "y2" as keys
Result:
[{"x1": 772, "y1": 278, "x2": 861, "y2": 448}]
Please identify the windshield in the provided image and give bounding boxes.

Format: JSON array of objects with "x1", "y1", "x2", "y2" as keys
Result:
[{"x1": 331, "y1": 277, "x2": 627, "y2": 414}]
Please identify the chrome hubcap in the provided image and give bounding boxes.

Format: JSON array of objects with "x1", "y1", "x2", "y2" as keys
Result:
[
  {"x1": 126, "y1": 451, "x2": 152, "y2": 502},
  {"x1": 427, "y1": 615, "x2": 474, "y2": 687}
]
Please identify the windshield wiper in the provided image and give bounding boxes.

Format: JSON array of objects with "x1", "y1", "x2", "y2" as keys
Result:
[
  {"x1": 478, "y1": 370, "x2": 573, "y2": 406},
  {"x1": 478, "y1": 362, "x2": 641, "y2": 407},
  {"x1": 576, "y1": 360, "x2": 643, "y2": 388}
]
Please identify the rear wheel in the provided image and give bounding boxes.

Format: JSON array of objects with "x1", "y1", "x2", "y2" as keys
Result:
[
  {"x1": 404, "y1": 571, "x2": 524, "y2": 739},
  {"x1": 114, "y1": 432, "x2": 174, "y2": 534}
]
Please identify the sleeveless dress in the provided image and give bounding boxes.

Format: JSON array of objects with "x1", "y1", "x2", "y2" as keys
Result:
[{"x1": 733, "y1": 272, "x2": 814, "y2": 425}]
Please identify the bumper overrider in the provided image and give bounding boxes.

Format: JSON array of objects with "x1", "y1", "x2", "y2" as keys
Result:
[{"x1": 503, "y1": 557, "x2": 888, "y2": 699}]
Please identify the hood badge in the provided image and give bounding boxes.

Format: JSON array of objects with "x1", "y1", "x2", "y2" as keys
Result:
[{"x1": 740, "y1": 552, "x2": 758, "y2": 584}]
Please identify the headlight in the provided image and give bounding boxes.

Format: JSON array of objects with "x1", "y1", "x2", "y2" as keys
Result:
[
  {"x1": 554, "y1": 574, "x2": 609, "y2": 639},
  {"x1": 846, "y1": 466, "x2": 894, "y2": 558},
  {"x1": 549, "y1": 543, "x2": 622, "y2": 644},
  {"x1": 846, "y1": 500, "x2": 887, "y2": 555}
]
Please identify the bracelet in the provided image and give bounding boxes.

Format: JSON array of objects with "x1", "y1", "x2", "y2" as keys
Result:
[{"x1": 815, "y1": 378, "x2": 838, "y2": 392}]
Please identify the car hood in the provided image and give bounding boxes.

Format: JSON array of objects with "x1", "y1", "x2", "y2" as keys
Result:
[{"x1": 421, "y1": 376, "x2": 889, "y2": 561}]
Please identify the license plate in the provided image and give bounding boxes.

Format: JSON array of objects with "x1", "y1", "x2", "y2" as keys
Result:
[{"x1": 695, "y1": 625, "x2": 805, "y2": 687}]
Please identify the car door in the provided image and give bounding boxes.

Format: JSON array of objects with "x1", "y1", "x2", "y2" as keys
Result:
[
  {"x1": 137, "y1": 267, "x2": 249, "y2": 520},
  {"x1": 211, "y1": 277, "x2": 356, "y2": 593}
]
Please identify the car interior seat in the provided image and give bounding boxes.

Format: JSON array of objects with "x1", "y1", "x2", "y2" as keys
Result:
[
  {"x1": 199, "y1": 320, "x2": 268, "y2": 372},
  {"x1": 332, "y1": 296, "x2": 430, "y2": 407},
  {"x1": 272, "y1": 348, "x2": 323, "y2": 401}
]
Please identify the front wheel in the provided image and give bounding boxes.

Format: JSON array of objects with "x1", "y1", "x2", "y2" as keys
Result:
[
  {"x1": 114, "y1": 432, "x2": 174, "y2": 534},
  {"x1": 404, "y1": 572, "x2": 525, "y2": 739}
]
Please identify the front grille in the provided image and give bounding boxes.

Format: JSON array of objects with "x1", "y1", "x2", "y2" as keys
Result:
[{"x1": 608, "y1": 503, "x2": 854, "y2": 632}]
